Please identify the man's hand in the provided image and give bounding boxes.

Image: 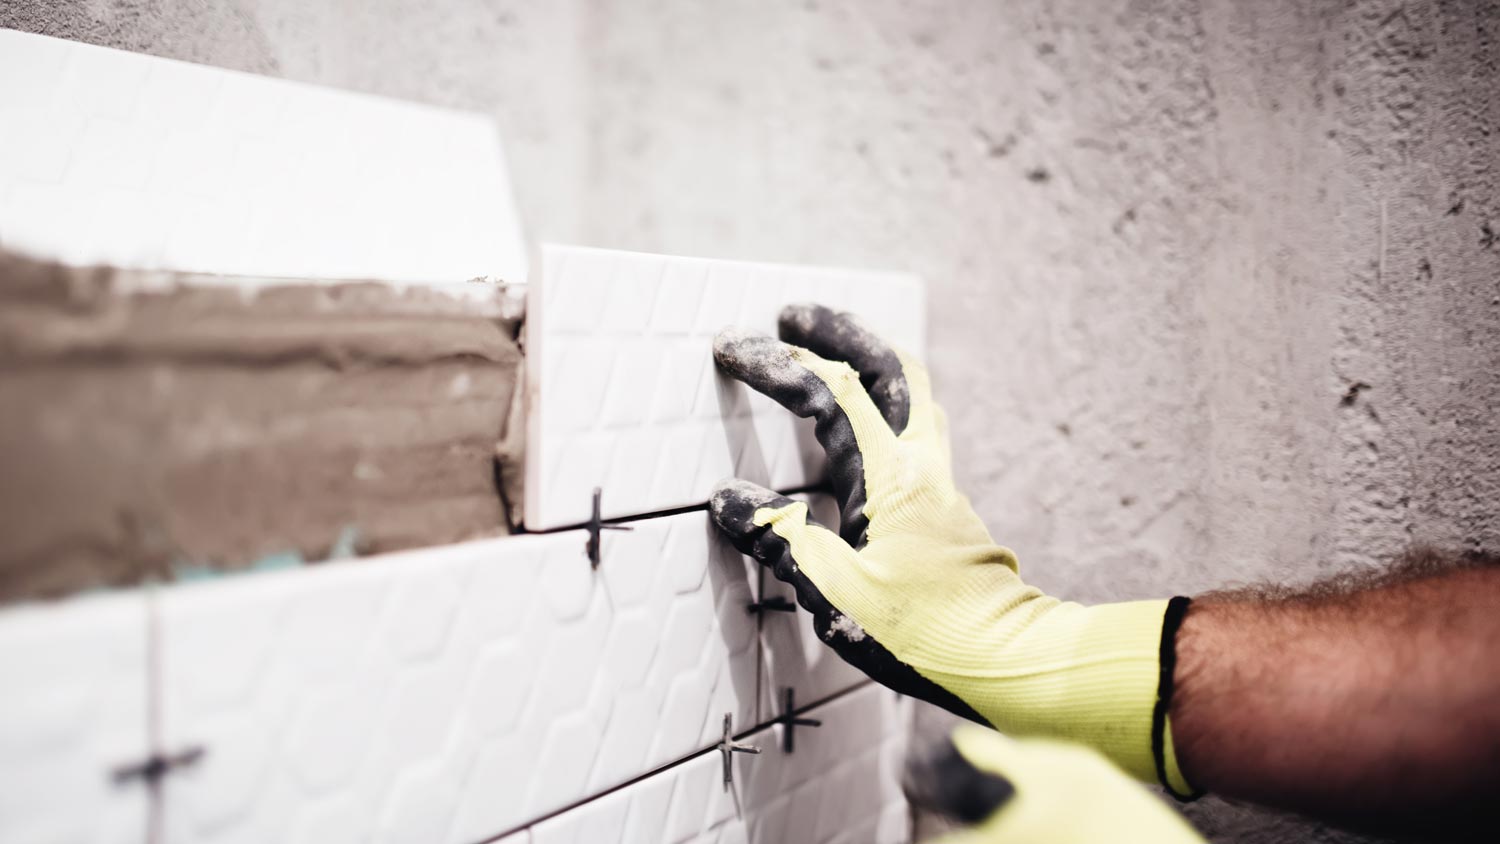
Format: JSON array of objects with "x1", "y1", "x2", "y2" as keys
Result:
[
  {"x1": 904, "y1": 725, "x2": 1206, "y2": 844},
  {"x1": 709, "y1": 304, "x2": 1193, "y2": 793}
]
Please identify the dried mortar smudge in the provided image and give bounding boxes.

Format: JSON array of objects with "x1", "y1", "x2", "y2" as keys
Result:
[{"x1": 826, "y1": 612, "x2": 868, "y2": 642}]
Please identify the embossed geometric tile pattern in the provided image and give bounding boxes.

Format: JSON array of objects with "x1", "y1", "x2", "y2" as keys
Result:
[
  {"x1": 160, "y1": 512, "x2": 761, "y2": 844},
  {"x1": 0, "y1": 29, "x2": 526, "y2": 289},
  {"x1": 0, "y1": 591, "x2": 152, "y2": 844},
  {"x1": 530, "y1": 682, "x2": 912, "y2": 844},
  {"x1": 524, "y1": 244, "x2": 926, "y2": 529}
]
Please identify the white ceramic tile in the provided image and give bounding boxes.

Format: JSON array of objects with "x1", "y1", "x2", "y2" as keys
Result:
[
  {"x1": 758, "y1": 496, "x2": 869, "y2": 717},
  {"x1": 0, "y1": 29, "x2": 526, "y2": 293},
  {"x1": 734, "y1": 684, "x2": 912, "y2": 844},
  {"x1": 524, "y1": 244, "x2": 927, "y2": 529},
  {"x1": 530, "y1": 682, "x2": 912, "y2": 844},
  {"x1": 159, "y1": 511, "x2": 760, "y2": 844},
  {"x1": 0, "y1": 591, "x2": 152, "y2": 844}
]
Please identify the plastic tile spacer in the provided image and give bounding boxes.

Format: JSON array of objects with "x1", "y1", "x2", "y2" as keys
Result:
[
  {"x1": 111, "y1": 745, "x2": 205, "y2": 786},
  {"x1": 584, "y1": 487, "x2": 633, "y2": 569},
  {"x1": 746, "y1": 595, "x2": 797, "y2": 615},
  {"x1": 775, "y1": 688, "x2": 822, "y2": 754},
  {"x1": 717, "y1": 712, "x2": 761, "y2": 790}
]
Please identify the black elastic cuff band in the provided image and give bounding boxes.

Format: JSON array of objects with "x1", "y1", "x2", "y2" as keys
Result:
[{"x1": 1152, "y1": 595, "x2": 1204, "y2": 802}]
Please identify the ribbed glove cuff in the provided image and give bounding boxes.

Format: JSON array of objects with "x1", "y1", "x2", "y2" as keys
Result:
[{"x1": 925, "y1": 597, "x2": 1198, "y2": 793}]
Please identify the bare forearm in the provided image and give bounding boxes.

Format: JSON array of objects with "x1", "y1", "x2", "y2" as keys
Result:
[{"x1": 1170, "y1": 551, "x2": 1500, "y2": 838}]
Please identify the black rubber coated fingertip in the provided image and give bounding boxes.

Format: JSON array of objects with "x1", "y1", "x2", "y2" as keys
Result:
[
  {"x1": 708, "y1": 479, "x2": 787, "y2": 533},
  {"x1": 902, "y1": 733, "x2": 1015, "y2": 826},
  {"x1": 711, "y1": 327, "x2": 777, "y2": 371},
  {"x1": 776, "y1": 303, "x2": 826, "y2": 342}
]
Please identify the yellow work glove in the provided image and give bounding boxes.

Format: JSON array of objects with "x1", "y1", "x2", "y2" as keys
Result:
[
  {"x1": 904, "y1": 725, "x2": 1206, "y2": 844},
  {"x1": 710, "y1": 305, "x2": 1197, "y2": 795}
]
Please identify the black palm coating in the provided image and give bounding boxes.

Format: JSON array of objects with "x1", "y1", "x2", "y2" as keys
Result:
[
  {"x1": 712, "y1": 330, "x2": 872, "y2": 547},
  {"x1": 903, "y1": 732, "x2": 1016, "y2": 826},
  {"x1": 708, "y1": 482, "x2": 989, "y2": 727},
  {"x1": 777, "y1": 304, "x2": 911, "y2": 435}
]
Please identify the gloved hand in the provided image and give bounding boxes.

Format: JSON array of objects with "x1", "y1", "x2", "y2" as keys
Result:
[
  {"x1": 710, "y1": 305, "x2": 1195, "y2": 794},
  {"x1": 904, "y1": 725, "x2": 1206, "y2": 844}
]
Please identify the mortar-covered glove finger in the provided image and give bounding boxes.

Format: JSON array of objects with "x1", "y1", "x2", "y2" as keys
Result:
[
  {"x1": 904, "y1": 725, "x2": 1206, "y2": 844},
  {"x1": 709, "y1": 304, "x2": 1197, "y2": 794}
]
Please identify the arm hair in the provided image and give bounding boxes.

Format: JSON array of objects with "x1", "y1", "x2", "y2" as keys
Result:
[{"x1": 1171, "y1": 546, "x2": 1500, "y2": 841}]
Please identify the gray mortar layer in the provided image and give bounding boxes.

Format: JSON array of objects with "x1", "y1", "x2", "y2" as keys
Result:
[
  {"x1": 0, "y1": 250, "x2": 523, "y2": 603},
  {"x1": 4, "y1": 3, "x2": 1498, "y2": 840}
]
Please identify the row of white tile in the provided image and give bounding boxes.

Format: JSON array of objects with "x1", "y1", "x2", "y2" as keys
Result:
[
  {"x1": 524, "y1": 244, "x2": 926, "y2": 529},
  {"x1": 0, "y1": 29, "x2": 527, "y2": 291},
  {"x1": 0, "y1": 499, "x2": 866, "y2": 844},
  {"x1": 516, "y1": 682, "x2": 912, "y2": 844}
]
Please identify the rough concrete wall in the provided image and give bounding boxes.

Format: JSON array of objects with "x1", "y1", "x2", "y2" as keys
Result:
[
  {"x1": 575, "y1": 3, "x2": 1500, "y2": 840},
  {"x1": 578, "y1": 0, "x2": 1499, "y2": 592},
  {"x1": 3, "y1": 1, "x2": 1498, "y2": 841}
]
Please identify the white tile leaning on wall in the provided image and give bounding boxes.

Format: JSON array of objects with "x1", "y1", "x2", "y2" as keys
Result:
[
  {"x1": 0, "y1": 28, "x2": 927, "y2": 844},
  {"x1": 0, "y1": 29, "x2": 527, "y2": 290}
]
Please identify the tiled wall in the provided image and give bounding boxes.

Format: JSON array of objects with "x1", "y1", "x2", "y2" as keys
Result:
[
  {"x1": 0, "y1": 242, "x2": 922, "y2": 844},
  {"x1": 156, "y1": 517, "x2": 762, "y2": 844},
  {"x1": 0, "y1": 31, "x2": 923, "y2": 844},
  {"x1": 0, "y1": 502, "x2": 908, "y2": 844},
  {"x1": 526, "y1": 683, "x2": 912, "y2": 844}
]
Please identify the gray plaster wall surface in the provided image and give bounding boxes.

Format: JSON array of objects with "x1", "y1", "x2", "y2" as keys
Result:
[{"x1": 4, "y1": 1, "x2": 1498, "y2": 841}]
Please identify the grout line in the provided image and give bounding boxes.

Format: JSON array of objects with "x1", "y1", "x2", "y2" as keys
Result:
[
  {"x1": 753, "y1": 563, "x2": 766, "y2": 725},
  {"x1": 771, "y1": 679, "x2": 875, "y2": 733},
  {"x1": 469, "y1": 679, "x2": 878, "y2": 844},
  {"x1": 144, "y1": 584, "x2": 163, "y2": 844},
  {"x1": 515, "y1": 482, "x2": 832, "y2": 535}
]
